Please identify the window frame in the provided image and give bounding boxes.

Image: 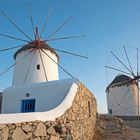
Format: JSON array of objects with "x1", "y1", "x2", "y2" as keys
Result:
[{"x1": 21, "y1": 99, "x2": 35, "y2": 113}]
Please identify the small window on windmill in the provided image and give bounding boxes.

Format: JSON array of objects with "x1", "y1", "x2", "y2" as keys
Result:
[
  {"x1": 21, "y1": 99, "x2": 35, "y2": 113},
  {"x1": 37, "y1": 64, "x2": 40, "y2": 70},
  {"x1": 109, "y1": 109, "x2": 112, "y2": 114}
]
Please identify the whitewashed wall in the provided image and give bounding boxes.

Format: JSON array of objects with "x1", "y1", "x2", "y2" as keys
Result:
[
  {"x1": 2, "y1": 78, "x2": 78, "y2": 114},
  {"x1": 12, "y1": 49, "x2": 59, "y2": 86},
  {"x1": 106, "y1": 84, "x2": 140, "y2": 116},
  {"x1": 0, "y1": 81, "x2": 78, "y2": 123}
]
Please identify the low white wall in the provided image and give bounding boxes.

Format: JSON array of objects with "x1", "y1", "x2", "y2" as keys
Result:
[
  {"x1": 2, "y1": 78, "x2": 78, "y2": 113},
  {"x1": 0, "y1": 82, "x2": 78, "y2": 123}
]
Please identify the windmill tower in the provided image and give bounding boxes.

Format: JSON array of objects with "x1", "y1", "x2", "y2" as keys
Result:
[
  {"x1": 106, "y1": 74, "x2": 140, "y2": 116},
  {"x1": 105, "y1": 46, "x2": 140, "y2": 116},
  {"x1": 12, "y1": 28, "x2": 59, "y2": 86}
]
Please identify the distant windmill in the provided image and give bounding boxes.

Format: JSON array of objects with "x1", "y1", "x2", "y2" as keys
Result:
[{"x1": 105, "y1": 46, "x2": 140, "y2": 116}]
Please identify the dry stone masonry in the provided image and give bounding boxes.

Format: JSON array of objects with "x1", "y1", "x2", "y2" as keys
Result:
[{"x1": 0, "y1": 83, "x2": 97, "y2": 140}]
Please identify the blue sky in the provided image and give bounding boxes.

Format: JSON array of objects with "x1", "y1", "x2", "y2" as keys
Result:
[{"x1": 0, "y1": 0, "x2": 140, "y2": 113}]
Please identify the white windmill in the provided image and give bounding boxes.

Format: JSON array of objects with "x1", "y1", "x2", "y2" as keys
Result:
[{"x1": 105, "y1": 46, "x2": 140, "y2": 116}]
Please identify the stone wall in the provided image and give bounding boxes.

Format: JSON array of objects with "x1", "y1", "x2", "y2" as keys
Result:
[{"x1": 0, "y1": 83, "x2": 97, "y2": 140}]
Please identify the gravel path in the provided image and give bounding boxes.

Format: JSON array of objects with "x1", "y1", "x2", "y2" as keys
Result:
[{"x1": 94, "y1": 114, "x2": 140, "y2": 140}]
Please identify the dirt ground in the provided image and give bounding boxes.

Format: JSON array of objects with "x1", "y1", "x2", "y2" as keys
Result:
[{"x1": 94, "y1": 114, "x2": 140, "y2": 140}]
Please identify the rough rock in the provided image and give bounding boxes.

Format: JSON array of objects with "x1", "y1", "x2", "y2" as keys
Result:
[
  {"x1": 65, "y1": 134, "x2": 72, "y2": 140},
  {"x1": 34, "y1": 122, "x2": 47, "y2": 136},
  {"x1": 12, "y1": 127, "x2": 28, "y2": 140},
  {"x1": 32, "y1": 137, "x2": 41, "y2": 140},
  {"x1": 22, "y1": 124, "x2": 32, "y2": 132},
  {"x1": 47, "y1": 126, "x2": 56, "y2": 135},
  {"x1": 15, "y1": 123, "x2": 21, "y2": 127},
  {"x1": 0, "y1": 127, "x2": 9, "y2": 140},
  {"x1": 50, "y1": 135, "x2": 60, "y2": 140},
  {"x1": 61, "y1": 126, "x2": 67, "y2": 133},
  {"x1": 0, "y1": 124, "x2": 6, "y2": 130}
]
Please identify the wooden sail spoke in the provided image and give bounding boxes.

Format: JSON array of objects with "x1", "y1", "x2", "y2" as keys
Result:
[
  {"x1": 40, "y1": 6, "x2": 52, "y2": 39},
  {"x1": 1, "y1": 11, "x2": 33, "y2": 41},
  {"x1": 0, "y1": 49, "x2": 34, "y2": 77},
  {"x1": 44, "y1": 35, "x2": 86, "y2": 42},
  {"x1": 23, "y1": 49, "x2": 36, "y2": 84},
  {"x1": 123, "y1": 45, "x2": 135, "y2": 76},
  {"x1": 0, "y1": 45, "x2": 23, "y2": 52},
  {"x1": 0, "y1": 63, "x2": 16, "y2": 77},
  {"x1": 38, "y1": 49, "x2": 48, "y2": 81},
  {"x1": 46, "y1": 17, "x2": 72, "y2": 40},
  {"x1": 51, "y1": 47, "x2": 88, "y2": 59},
  {"x1": 0, "y1": 33, "x2": 29, "y2": 42},
  {"x1": 111, "y1": 51, "x2": 133, "y2": 75},
  {"x1": 105, "y1": 65, "x2": 133, "y2": 76},
  {"x1": 137, "y1": 48, "x2": 139, "y2": 77},
  {"x1": 40, "y1": 49, "x2": 74, "y2": 78},
  {"x1": 29, "y1": 8, "x2": 36, "y2": 40}
]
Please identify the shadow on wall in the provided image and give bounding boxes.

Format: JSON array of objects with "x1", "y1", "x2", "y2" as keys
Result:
[{"x1": 0, "y1": 93, "x2": 3, "y2": 113}]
